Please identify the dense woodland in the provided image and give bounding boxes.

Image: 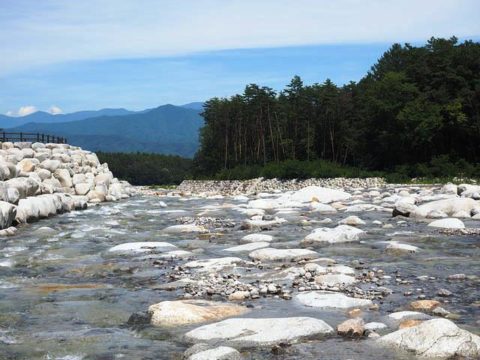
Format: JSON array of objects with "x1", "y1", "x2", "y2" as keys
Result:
[
  {"x1": 97, "y1": 152, "x2": 192, "y2": 185},
  {"x1": 193, "y1": 37, "x2": 480, "y2": 179}
]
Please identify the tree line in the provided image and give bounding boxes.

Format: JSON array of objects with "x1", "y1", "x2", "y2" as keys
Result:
[
  {"x1": 193, "y1": 37, "x2": 480, "y2": 177},
  {"x1": 97, "y1": 152, "x2": 192, "y2": 185}
]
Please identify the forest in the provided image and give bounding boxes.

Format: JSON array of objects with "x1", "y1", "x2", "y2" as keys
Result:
[
  {"x1": 193, "y1": 37, "x2": 480, "y2": 180},
  {"x1": 97, "y1": 152, "x2": 192, "y2": 185}
]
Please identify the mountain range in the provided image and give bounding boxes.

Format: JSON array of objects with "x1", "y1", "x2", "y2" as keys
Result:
[{"x1": 3, "y1": 103, "x2": 204, "y2": 157}]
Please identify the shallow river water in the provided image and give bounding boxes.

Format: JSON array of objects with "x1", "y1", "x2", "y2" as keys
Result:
[{"x1": 0, "y1": 192, "x2": 479, "y2": 359}]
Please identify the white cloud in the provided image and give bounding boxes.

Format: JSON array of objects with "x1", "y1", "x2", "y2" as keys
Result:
[
  {"x1": 49, "y1": 105, "x2": 63, "y2": 114},
  {"x1": 0, "y1": 0, "x2": 478, "y2": 76},
  {"x1": 17, "y1": 105, "x2": 37, "y2": 116}
]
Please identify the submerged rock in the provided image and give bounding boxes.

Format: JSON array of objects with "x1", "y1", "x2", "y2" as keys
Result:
[
  {"x1": 385, "y1": 241, "x2": 419, "y2": 254},
  {"x1": 186, "y1": 346, "x2": 241, "y2": 360},
  {"x1": 378, "y1": 319, "x2": 480, "y2": 358},
  {"x1": 108, "y1": 242, "x2": 177, "y2": 253},
  {"x1": 184, "y1": 317, "x2": 334, "y2": 347}
]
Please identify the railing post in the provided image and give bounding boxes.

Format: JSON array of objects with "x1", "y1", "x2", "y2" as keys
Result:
[
  {"x1": 42, "y1": 134, "x2": 44, "y2": 142},
  {"x1": 20, "y1": 132, "x2": 23, "y2": 141},
  {"x1": 47, "y1": 135, "x2": 50, "y2": 143},
  {"x1": 36, "y1": 133, "x2": 40, "y2": 142},
  {"x1": 2, "y1": 132, "x2": 5, "y2": 142}
]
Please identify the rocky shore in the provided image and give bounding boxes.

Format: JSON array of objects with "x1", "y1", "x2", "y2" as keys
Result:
[
  {"x1": 2, "y1": 174, "x2": 480, "y2": 358},
  {"x1": 176, "y1": 177, "x2": 387, "y2": 196},
  {"x1": 0, "y1": 141, "x2": 135, "y2": 235}
]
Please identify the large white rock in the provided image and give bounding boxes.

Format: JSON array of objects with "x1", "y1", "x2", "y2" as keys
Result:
[
  {"x1": 427, "y1": 218, "x2": 465, "y2": 229},
  {"x1": 72, "y1": 173, "x2": 86, "y2": 185},
  {"x1": 301, "y1": 225, "x2": 365, "y2": 245},
  {"x1": 95, "y1": 172, "x2": 113, "y2": 187},
  {"x1": 5, "y1": 177, "x2": 40, "y2": 199},
  {"x1": 15, "y1": 194, "x2": 63, "y2": 223},
  {"x1": 148, "y1": 300, "x2": 248, "y2": 326},
  {"x1": 249, "y1": 248, "x2": 318, "y2": 262},
  {"x1": 378, "y1": 318, "x2": 480, "y2": 358},
  {"x1": 40, "y1": 159, "x2": 61, "y2": 172},
  {"x1": 393, "y1": 197, "x2": 418, "y2": 216},
  {"x1": 53, "y1": 168, "x2": 73, "y2": 188},
  {"x1": 0, "y1": 201, "x2": 16, "y2": 229},
  {"x1": 240, "y1": 233, "x2": 274, "y2": 243},
  {"x1": 441, "y1": 183, "x2": 458, "y2": 195},
  {"x1": 295, "y1": 291, "x2": 373, "y2": 309},
  {"x1": 224, "y1": 242, "x2": 270, "y2": 253},
  {"x1": 184, "y1": 317, "x2": 334, "y2": 347},
  {"x1": 458, "y1": 184, "x2": 480, "y2": 199},
  {"x1": 283, "y1": 186, "x2": 351, "y2": 204},
  {"x1": 17, "y1": 158, "x2": 37, "y2": 173},
  {"x1": 413, "y1": 198, "x2": 480, "y2": 218},
  {"x1": 36, "y1": 168, "x2": 51, "y2": 181},
  {"x1": 75, "y1": 183, "x2": 91, "y2": 195}
]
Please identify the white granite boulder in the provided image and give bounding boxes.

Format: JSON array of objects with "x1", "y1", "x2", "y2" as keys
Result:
[
  {"x1": 302, "y1": 225, "x2": 365, "y2": 245},
  {"x1": 184, "y1": 317, "x2": 334, "y2": 347},
  {"x1": 378, "y1": 318, "x2": 480, "y2": 358},
  {"x1": 296, "y1": 291, "x2": 373, "y2": 309}
]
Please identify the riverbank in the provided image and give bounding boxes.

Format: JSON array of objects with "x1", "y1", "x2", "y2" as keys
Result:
[{"x1": 0, "y1": 141, "x2": 136, "y2": 235}]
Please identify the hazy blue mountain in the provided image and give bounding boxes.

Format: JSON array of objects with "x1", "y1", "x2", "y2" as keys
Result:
[
  {"x1": 0, "y1": 108, "x2": 135, "y2": 128},
  {"x1": 181, "y1": 102, "x2": 204, "y2": 111},
  {"x1": 7, "y1": 104, "x2": 204, "y2": 157}
]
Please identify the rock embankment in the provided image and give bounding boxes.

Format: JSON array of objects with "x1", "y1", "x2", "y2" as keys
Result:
[
  {"x1": 0, "y1": 141, "x2": 135, "y2": 233},
  {"x1": 177, "y1": 177, "x2": 386, "y2": 196}
]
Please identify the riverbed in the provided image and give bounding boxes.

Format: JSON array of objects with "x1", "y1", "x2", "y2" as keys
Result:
[{"x1": 0, "y1": 187, "x2": 479, "y2": 359}]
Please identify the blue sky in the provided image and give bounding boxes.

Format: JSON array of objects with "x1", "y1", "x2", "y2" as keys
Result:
[{"x1": 1, "y1": 0, "x2": 479, "y2": 115}]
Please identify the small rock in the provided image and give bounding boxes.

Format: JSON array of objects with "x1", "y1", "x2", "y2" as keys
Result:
[
  {"x1": 437, "y1": 288, "x2": 452, "y2": 297},
  {"x1": 410, "y1": 300, "x2": 440, "y2": 312},
  {"x1": 337, "y1": 318, "x2": 365, "y2": 337}
]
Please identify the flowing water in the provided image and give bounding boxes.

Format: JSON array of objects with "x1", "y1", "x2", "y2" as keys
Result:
[{"x1": 0, "y1": 193, "x2": 479, "y2": 359}]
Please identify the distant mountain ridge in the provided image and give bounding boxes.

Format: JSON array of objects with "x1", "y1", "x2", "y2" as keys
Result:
[
  {"x1": 6, "y1": 104, "x2": 204, "y2": 157},
  {"x1": 0, "y1": 108, "x2": 136, "y2": 128}
]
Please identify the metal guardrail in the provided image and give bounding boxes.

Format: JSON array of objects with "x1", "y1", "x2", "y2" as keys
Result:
[{"x1": 0, "y1": 132, "x2": 67, "y2": 144}]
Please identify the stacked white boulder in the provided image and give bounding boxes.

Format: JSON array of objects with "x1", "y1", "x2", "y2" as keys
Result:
[{"x1": 0, "y1": 141, "x2": 135, "y2": 232}]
